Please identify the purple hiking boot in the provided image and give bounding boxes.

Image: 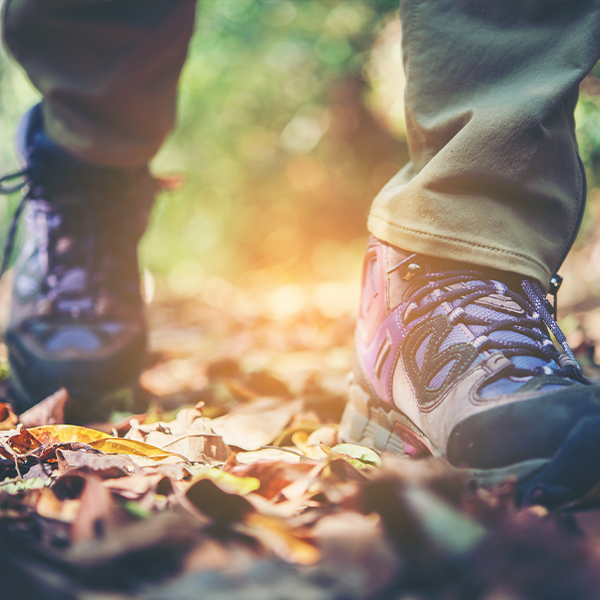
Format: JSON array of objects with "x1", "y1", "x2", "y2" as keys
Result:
[
  {"x1": 340, "y1": 237, "x2": 600, "y2": 509},
  {"x1": 0, "y1": 104, "x2": 157, "y2": 422}
]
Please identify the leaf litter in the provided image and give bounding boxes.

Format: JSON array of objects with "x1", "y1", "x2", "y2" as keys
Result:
[{"x1": 0, "y1": 291, "x2": 600, "y2": 599}]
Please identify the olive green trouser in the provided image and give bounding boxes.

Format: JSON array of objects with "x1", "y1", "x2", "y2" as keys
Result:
[{"x1": 4, "y1": 0, "x2": 600, "y2": 290}]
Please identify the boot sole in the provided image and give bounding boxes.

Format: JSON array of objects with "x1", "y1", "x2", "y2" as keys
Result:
[{"x1": 339, "y1": 380, "x2": 550, "y2": 488}]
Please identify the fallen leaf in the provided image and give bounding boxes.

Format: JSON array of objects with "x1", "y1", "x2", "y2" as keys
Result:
[
  {"x1": 211, "y1": 398, "x2": 302, "y2": 450},
  {"x1": 0, "y1": 402, "x2": 18, "y2": 431},
  {"x1": 144, "y1": 431, "x2": 230, "y2": 462},
  {"x1": 207, "y1": 358, "x2": 242, "y2": 381},
  {"x1": 103, "y1": 474, "x2": 168, "y2": 500},
  {"x1": 306, "y1": 425, "x2": 338, "y2": 447},
  {"x1": 28, "y1": 424, "x2": 110, "y2": 445},
  {"x1": 36, "y1": 487, "x2": 80, "y2": 523},
  {"x1": 0, "y1": 477, "x2": 46, "y2": 495},
  {"x1": 326, "y1": 443, "x2": 382, "y2": 469},
  {"x1": 243, "y1": 513, "x2": 321, "y2": 565},
  {"x1": 227, "y1": 460, "x2": 317, "y2": 500},
  {"x1": 56, "y1": 449, "x2": 136, "y2": 478},
  {"x1": 273, "y1": 421, "x2": 321, "y2": 447},
  {"x1": 279, "y1": 462, "x2": 328, "y2": 502},
  {"x1": 291, "y1": 431, "x2": 326, "y2": 460},
  {"x1": 89, "y1": 438, "x2": 188, "y2": 463},
  {"x1": 191, "y1": 468, "x2": 260, "y2": 496},
  {"x1": 185, "y1": 478, "x2": 253, "y2": 522},
  {"x1": 7, "y1": 426, "x2": 41, "y2": 454},
  {"x1": 71, "y1": 476, "x2": 118, "y2": 543},
  {"x1": 401, "y1": 484, "x2": 487, "y2": 555},
  {"x1": 235, "y1": 448, "x2": 304, "y2": 465},
  {"x1": 20, "y1": 388, "x2": 68, "y2": 428},
  {"x1": 312, "y1": 512, "x2": 401, "y2": 598}
]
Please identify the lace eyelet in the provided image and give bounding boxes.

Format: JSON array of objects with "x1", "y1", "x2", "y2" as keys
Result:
[{"x1": 401, "y1": 262, "x2": 423, "y2": 281}]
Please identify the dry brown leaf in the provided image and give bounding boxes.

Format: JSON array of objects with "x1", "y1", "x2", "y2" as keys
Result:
[
  {"x1": 71, "y1": 476, "x2": 118, "y2": 543},
  {"x1": 306, "y1": 425, "x2": 338, "y2": 448},
  {"x1": 184, "y1": 477, "x2": 254, "y2": 522},
  {"x1": 56, "y1": 449, "x2": 136, "y2": 477},
  {"x1": 137, "y1": 463, "x2": 191, "y2": 481},
  {"x1": 279, "y1": 462, "x2": 328, "y2": 502},
  {"x1": 20, "y1": 388, "x2": 68, "y2": 428},
  {"x1": 227, "y1": 460, "x2": 318, "y2": 500},
  {"x1": 235, "y1": 448, "x2": 304, "y2": 464},
  {"x1": 7, "y1": 426, "x2": 42, "y2": 454},
  {"x1": 210, "y1": 398, "x2": 302, "y2": 450},
  {"x1": 243, "y1": 512, "x2": 321, "y2": 565},
  {"x1": 0, "y1": 402, "x2": 18, "y2": 431},
  {"x1": 36, "y1": 487, "x2": 80, "y2": 523},
  {"x1": 144, "y1": 431, "x2": 230, "y2": 462},
  {"x1": 311, "y1": 512, "x2": 401, "y2": 597},
  {"x1": 102, "y1": 473, "x2": 167, "y2": 500}
]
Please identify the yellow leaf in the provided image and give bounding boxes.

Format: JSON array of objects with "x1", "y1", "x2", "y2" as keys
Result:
[
  {"x1": 192, "y1": 468, "x2": 260, "y2": 495},
  {"x1": 29, "y1": 425, "x2": 111, "y2": 445},
  {"x1": 245, "y1": 513, "x2": 321, "y2": 565},
  {"x1": 89, "y1": 438, "x2": 186, "y2": 462},
  {"x1": 327, "y1": 443, "x2": 381, "y2": 468}
]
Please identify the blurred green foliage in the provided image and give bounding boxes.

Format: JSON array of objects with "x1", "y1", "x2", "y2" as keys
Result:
[
  {"x1": 145, "y1": 0, "x2": 404, "y2": 292},
  {"x1": 3, "y1": 0, "x2": 600, "y2": 295},
  {"x1": 0, "y1": 0, "x2": 405, "y2": 292}
]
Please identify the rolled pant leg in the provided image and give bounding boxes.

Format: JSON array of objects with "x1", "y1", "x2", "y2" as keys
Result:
[
  {"x1": 2, "y1": 0, "x2": 196, "y2": 167},
  {"x1": 368, "y1": 0, "x2": 600, "y2": 290}
]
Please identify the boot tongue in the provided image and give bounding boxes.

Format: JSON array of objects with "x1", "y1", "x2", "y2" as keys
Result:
[
  {"x1": 386, "y1": 246, "x2": 527, "y2": 306},
  {"x1": 445, "y1": 281, "x2": 526, "y2": 317},
  {"x1": 475, "y1": 293, "x2": 525, "y2": 316}
]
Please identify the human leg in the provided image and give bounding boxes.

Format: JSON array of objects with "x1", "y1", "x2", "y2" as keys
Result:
[
  {"x1": 342, "y1": 0, "x2": 600, "y2": 508},
  {"x1": 369, "y1": 0, "x2": 600, "y2": 289},
  {"x1": 1, "y1": 0, "x2": 196, "y2": 418},
  {"x1": 3, "y1": 0, "x2": 196, "y2": 167}
]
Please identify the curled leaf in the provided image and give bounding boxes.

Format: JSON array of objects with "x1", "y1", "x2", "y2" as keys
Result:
[
  {"x1": 89, "y1": 437, "x2": 188, "y2": 463},
  {"x1": 191, "y1": 468, "x2": 260, "y2": 496},
  {"x1": 244, "y1": 512, "x2": 321, "y2": 565},
  {"x1": 28, "y1": 425, "x2": 110, "y2": 445},
  {"x1": 7, "y1": 426, "x2": 42, "y2": 453},
  {"x1": 20, "y1": 388, "x2": 68, "y2": 427},
  {"x1": 185, "y1": 478, "x2": 253, "y2": 522},
  {"x1": 0, "y1": 402, "x2": 18, "y2": 431},
  {"x1": 327, "y1": 443, "x2": 381, "y2": 469}
]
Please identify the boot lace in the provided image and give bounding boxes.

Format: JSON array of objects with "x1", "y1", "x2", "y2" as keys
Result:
[
  {"x1": 392, "y1": 254, "x2": 586, "y2": 384},
  {"x1": 0, "y1": 168, "x2": 141, "y2": 317}
]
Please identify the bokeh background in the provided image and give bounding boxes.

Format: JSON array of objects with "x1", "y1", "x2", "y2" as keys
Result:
[{"x1": 0, "y1": 0, "x2": 600, "y2": 347}]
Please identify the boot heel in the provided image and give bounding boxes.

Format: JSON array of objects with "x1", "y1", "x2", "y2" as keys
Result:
[{"x1": 340, "y1": 382, "x2": 406, "y2": 454}]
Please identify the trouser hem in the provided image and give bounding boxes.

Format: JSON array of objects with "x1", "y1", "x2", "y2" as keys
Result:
[{"x1": 367, "y1": 214, "x2": 552, "y2": 291}]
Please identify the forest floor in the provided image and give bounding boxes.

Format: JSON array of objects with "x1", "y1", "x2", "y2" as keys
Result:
[{"x1": 2, "y1": 278, "x2": 600, "y2": 600}]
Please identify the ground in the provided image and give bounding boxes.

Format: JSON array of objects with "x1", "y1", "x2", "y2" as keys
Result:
[{"x1": 1, "y1": 279, "x2": 600, "y2": 600}]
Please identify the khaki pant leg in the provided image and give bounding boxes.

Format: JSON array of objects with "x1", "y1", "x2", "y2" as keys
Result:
[
  {"x1": 3, "y1": 0, "x2": 196, "y2": 167},
  {"x1": 369, "y1": 0, "x2": 600, "y2": 290}
]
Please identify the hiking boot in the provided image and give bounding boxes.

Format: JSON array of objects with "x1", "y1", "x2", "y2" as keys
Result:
[
  {"x1": 1, "y1": 103, "x2": 157, "y2": 421},
  {"x1": 340, "y1": 236, "x2": 600, "y2": 509}
]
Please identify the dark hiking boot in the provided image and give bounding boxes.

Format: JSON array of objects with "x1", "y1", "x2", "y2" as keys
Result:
[
  {"x1": 0, "y1": 103, "x2": 157, "y2": 422},
  {"x1": 341, "y1": 236, "x2": 600, "y2": 509}
]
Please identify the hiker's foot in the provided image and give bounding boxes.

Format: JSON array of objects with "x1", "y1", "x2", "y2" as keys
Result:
[
  {"x1": 3, "y1": 104, "x2": 157, "y2": 422},
  {"x1": 341, "y1": 236, "x2": 600, "y2": 509}
]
